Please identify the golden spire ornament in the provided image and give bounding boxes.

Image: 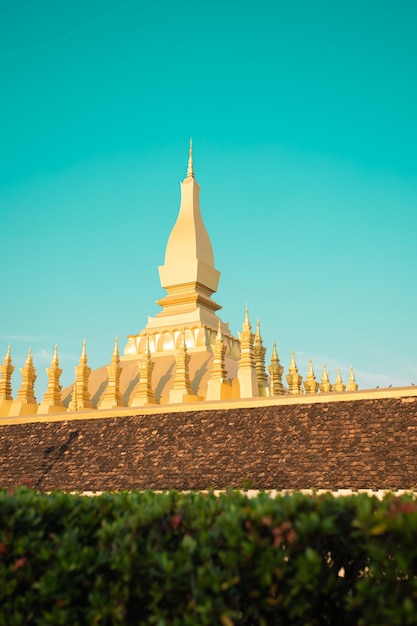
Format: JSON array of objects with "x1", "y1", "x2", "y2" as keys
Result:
[
  {"x1": 68, "y1": 340, "x2": 92, "y2": 411},
  {"x1": 0, "y1": 344, "x2": 14, "y2": 402},
  {"x1": 237, "y1": 307, "x2": 258, "y2": 398},
  {"x1": 303, "y1": 358, "x2": 319, "y2": 393},
  {"x1": 131, "y1": 335, "x2": 157, "y2": 407},
  {"x1": 16, "y1": 348, "x2": 37, "y2": 405},
  {"x1": 286, "y1": 351, "x2": 303, "y2": 394},
  {"x1": 206, "y1": 321, "x2": 231, "y2": 401},
  {"x1": 268, "y1": 342, "x2": 285, "y2": 396},
  {"x1": 333, "y1": 368, "x2": 346, "y2": 393},
  {"x1": 346, "y1": 365, "x2": 358, "y2": 392},
  {"x1": 38, "y1": 345, "x2": 65, "y2": 413},
  {"x1": 319, "y1": 363, "x2": 333, "y2": 393},
  {"x1": 99, "y1": 336, "x2": 125, "y2": 409},
  {"x1": 254, "y1": 320, "x2": 270, "y2": 397}
]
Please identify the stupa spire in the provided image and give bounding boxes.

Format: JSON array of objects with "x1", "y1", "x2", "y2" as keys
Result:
[
  {"x1": 286, "y1": 350, "x2": 303, "y2": 394},
  {"x1": 254, "y1": 319, "x2": 270, "y2": 397},
  {"x1": 334, "y1": 368, "x2": 346, "y2": 392},
  {"x1": 319, "y1": 363, "x2": 333, "y2": 393},
  {"x1": 169, "y1": 330, "x2": 202, "y2": 403},
  {"x1": 186, "y1": 138, "x2": 194, "y2": 178},
  {"x1": 206, "y1": 321, "x2": 232, "y2": 400},
  {"x1": 0, "y1": 344, "x2": 14, "y2": 402},
  {"x1": 131, "y1": 335, "x2": 157, "y2": 407},
  {"x1": 347, "y1": 365, "x2": 358, "y2": 392},
  {"x1": 303, "y1": 358, "x2": 319, "y2": 393},
  {"x1": 68, "y1": 340, "x2": 92, "y2": 411},
  {"x1": 156, "y1": 140, "x2": 221, "y2": 323},
  {"x1": 268, "y1": 342, "x2": 285, "y2": 396},
  {"x1": 16, "y1": 348, "x2": 37, "y2": 404},
  {"x1": 99, "y1": 336, "x2": 125, "y2": 409},
  {"x1": 39, "y1": 344, "x2": 63, "y2": 409},
  {"x1": 237, "y1": 307, "x2": 258, "y2": 398}
]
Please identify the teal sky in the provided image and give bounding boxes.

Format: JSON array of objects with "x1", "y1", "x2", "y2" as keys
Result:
[{"x1": 1, "y1": 0, "x2": 417, "y2": 396}]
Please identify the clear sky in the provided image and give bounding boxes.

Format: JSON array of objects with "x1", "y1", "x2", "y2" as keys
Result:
[{"x1": 1, "y1": 0, "x2": 416, "y2": 397}]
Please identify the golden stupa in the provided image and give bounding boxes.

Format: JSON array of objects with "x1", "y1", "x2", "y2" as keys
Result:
[{"x1": 0, "y1": 142, "x2": 360, "y2": 419}]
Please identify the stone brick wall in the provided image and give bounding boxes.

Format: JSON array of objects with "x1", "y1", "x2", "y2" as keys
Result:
[{"x1": 1, "y1": 396, "x2": 416, "y2": 491}]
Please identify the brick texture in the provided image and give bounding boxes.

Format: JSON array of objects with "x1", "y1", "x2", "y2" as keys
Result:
[{"x1": 1, "y1": 397, "x2": 417, "y2": 491}]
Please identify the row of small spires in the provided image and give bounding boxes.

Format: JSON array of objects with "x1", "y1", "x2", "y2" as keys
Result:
[{"x1": 0, "y1": 324, "x2": 358, "y2": 416}]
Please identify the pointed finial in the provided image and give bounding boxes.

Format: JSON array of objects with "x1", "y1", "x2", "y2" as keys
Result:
[
  {"x1": 113, "y1": 335, "x2": 119, "y2": 355},
  {"x1": 53, "y1": 344, "x2": 59, "y2": 362},
  {"x1": 6, "y1": 343, "x2": 11, "y2": 358},
  {"x1": 255, "y1": 318, "x2": 261, "y2": 338},
  {"x1": 289, "y1": 350, "x2": 297, "y2": 370},
  {"x1": 80, "y1": 339, "x2": 88, "y2": 363},
  {"x1": 347, "y1": 365, "x2": 358, "y2": 391},
  {"x1": 307, "y1": 358, "x2": 314, "y2": 377},
  {"x1": 272, "y1": 342, "x2": 278, "y2": 360},
  {"x1": 334, "y1": 367, "x2": 346, "y2": 392},
  {"x1": 186, "y1": 138, "x2": 194, "y2": 178},
  {"x1": 27, "y1": 347, "x2": 33, "y2": 363},
  {"x1": 216, "y1": 320, "x2": 222, "y2": 340}
]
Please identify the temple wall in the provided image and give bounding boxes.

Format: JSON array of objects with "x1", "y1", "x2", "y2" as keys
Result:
[{"x1": 1, "y1": 394, "x2": 416, "y2": 492}]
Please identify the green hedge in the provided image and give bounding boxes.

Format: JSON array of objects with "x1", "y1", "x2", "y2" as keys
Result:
[{"x1": 1, "y1": 489, "x2": 417, "y2": 625}]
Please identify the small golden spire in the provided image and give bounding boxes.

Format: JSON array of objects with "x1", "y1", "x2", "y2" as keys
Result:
[
  {"x1": 268, "y1": 342, "x2": 285, "y2": 396},
  {"x1": 319, "y1": 363, "x2": 333, "y2": 393},
  {"x1": 253, "y1": 319, "x2": 269, "y2": 397},
  {"x1": 286, "y1": 351, "x2": 303, "y2": 394},
  {"x1": 16, "y1": 348, "x2": 37, "y2": 405},
  {"x1": 289, "y1": 350, "x2": 297, "y2": 372},
  {"x1": 81, "y1": 338, "x2": 87, "y2": 363},
  {"x1": 0, "y1": 344, "x2": 14, "y2": 401},
  {"x1": 304, "y1": 358, "x2": 319, "y2": 393},
  {"x1": 68, "y1": 340, "x2": 92, "y2": 411},
  {"x1": 39, "y1": 344, "x2": 63, "y2": 410},
  {"x1": 334, "y1": 368, "x2": 346, "y2": 392},
  {"x1": 347, "y1": 365, "x2": 358, "y2": 392},
  {"x1": 145, "y1": 333, "x2": 151, "y2": 355},
  {"x1": 243, "y1": 306, "x2": 251, "y2": 331},
  {"x1": 130, "y1": 337, "x2": 157, "y2": 407},
  {"x1": 111, "y1": 336, "x2": 120, "y2": 364},
  {"x1": 180, "y1": 328, "x2": 187, "y2": 349},
  {"x1": 99, "y1": 336, "x2": 124, "y2": 409},
  {"x1": 186, "y1": 138, "x2": 194, "y2": 178}
]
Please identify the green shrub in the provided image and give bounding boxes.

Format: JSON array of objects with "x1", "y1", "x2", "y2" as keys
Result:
[{"x1": 1, "y1": 489, "x2": 417, "y2": 625}]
